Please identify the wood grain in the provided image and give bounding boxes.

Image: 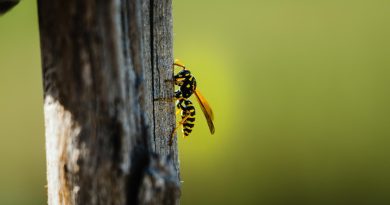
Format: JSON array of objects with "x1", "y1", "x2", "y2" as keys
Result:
[{"x1": 38, "y1": 0, "x2": 179, "y2": 204}]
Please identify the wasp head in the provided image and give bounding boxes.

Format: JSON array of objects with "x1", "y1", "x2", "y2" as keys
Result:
[{"x1": 174, "y1": 70, "x2": 192, "y2": 86}]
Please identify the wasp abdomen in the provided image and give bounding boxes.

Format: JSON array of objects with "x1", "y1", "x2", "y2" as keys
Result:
[{"x1": 181, "y1": 99, "x2": 196, "y2": 136}]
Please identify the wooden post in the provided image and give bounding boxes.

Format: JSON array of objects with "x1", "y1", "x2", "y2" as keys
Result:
[{"x1": 37, "y1": 0, "x2": 180, "y2": 204}]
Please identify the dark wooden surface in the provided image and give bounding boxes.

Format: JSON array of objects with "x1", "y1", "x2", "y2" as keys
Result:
[{"x1": 38, "y1": 0, "x2": 179, "y2": 204}]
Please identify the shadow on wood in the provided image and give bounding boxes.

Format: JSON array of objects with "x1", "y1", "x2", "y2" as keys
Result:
[{"x1": 38, "y1": 0, "x2": 179, "y2": 204}]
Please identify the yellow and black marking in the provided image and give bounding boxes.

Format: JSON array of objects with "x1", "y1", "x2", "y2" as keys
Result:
[
  {"x1": 178, "y1": 99, "x2": 196, "y2": 136},
  {"x1": 169, "y1": 59, "x2": 215, "y2": 145},
  {"x1": 174, "y1": 69, "x2": 196, "y2": 98}
]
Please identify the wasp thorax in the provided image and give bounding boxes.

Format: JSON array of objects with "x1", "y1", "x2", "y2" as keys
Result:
[
  {"x1": 174, "y1": 70, "x2": 192, "y2": 86},
  {"x1": 175, "y1": 70, "x2": 192, "y2": 79}
]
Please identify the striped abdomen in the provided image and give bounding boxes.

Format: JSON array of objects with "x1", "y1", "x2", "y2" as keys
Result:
[{"x1": 181, "y1": 99, "x2": 196, "y2": 136}]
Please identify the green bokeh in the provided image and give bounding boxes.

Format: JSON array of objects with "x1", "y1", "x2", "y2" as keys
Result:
[
  {"x1": 174, "y1": 0, "x2": 390, "y2": 204},
  {"x1": 1, "y1": 0, "x2": 390, "y2": 204},
  {"x1": 0, "y1": 1, "x2": 45, "y2": 205}
]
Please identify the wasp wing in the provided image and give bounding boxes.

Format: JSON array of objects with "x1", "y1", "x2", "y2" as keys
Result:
[{"x1": 194, "y1": 89, "x2": 215, "y2": 134}]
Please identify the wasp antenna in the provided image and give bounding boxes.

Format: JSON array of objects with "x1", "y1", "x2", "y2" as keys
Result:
[{"x1": 174, "y1": 59, "x2": 186, "y2": 70}]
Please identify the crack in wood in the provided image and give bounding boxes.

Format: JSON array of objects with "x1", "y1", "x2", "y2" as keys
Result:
[{"x1": 38, "y1": 0, "x2": 179, "y2": 204}]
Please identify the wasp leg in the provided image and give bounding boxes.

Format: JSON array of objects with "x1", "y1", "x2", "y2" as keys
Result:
[
  {"x1": 169, "y1": 115, "x2": 190, "y2": 146},
  {"x1": 153, "y1": 97, "x2": 175, "y2": 102},
  {"x1": 165, "y1": 79, "x2": 175, "y2": 83},
  {"x1": 153, "y1": 97, "x2": 185, "y2": 102}
]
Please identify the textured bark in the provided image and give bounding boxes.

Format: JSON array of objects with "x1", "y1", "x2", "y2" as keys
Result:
[{"x1": 38, "y1": 0, "x2": 179, "y2": 204}]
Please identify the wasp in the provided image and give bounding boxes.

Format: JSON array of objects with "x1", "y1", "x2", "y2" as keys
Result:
[{"x1": 169, "y1": 59, "x2": 215, "y2": 145}]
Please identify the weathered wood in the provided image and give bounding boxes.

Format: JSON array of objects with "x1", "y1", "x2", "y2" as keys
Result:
[
  {"x1": 138, "y1": 154, "x2": 180, "y2": 205},
  {"x1": 38, "y1": 0, "x2": 179, "y2": 204},
  {"x1": 142, "y1": 0, "x2": 178, "y2": 170}
]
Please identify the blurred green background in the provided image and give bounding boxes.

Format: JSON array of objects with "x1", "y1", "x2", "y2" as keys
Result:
[{"x1": 1, "y1": 0, "x2": 390, "y2": 204}]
